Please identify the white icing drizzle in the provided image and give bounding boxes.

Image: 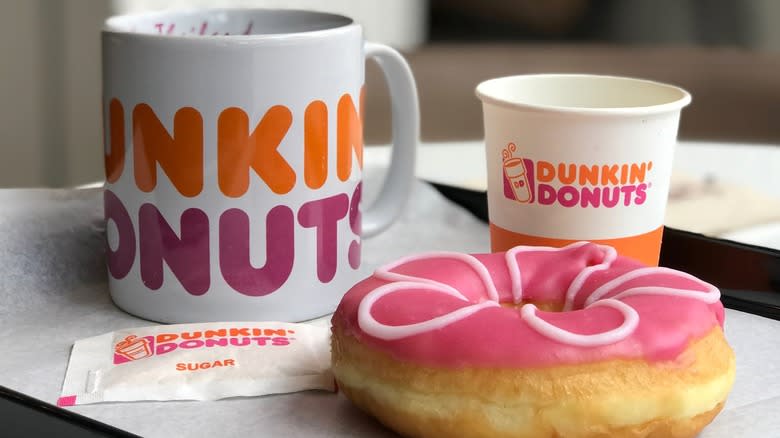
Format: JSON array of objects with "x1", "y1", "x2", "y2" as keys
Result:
[
  {"x1": 504, "y1": 241, "x2": 591, "y2": 304},
  {"x1": 521, "y1": 299, "x2": 639, "y2": 347},
  {"x1": 358, "y1": 281, "x2": 500, "y2": 341},
  {"x1": 357, "y1": 242, "x2": 720, "y2": 347},
  {"x1": 584, "y1": 267, "x2": 720, "y2": 307},
  {"x1": 562, "y1": 245, "x2": 618, "y2": 311},
  {"x1": 374, "y1": 252, "x2": 499, "y2": 302}
]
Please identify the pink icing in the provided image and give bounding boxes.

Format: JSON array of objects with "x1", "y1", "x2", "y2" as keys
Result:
[{"x1": 332, "y1": 242, "x2": 725, "y2": 367}]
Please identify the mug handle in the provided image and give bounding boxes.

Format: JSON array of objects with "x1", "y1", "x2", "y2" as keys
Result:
[{"x1": 361, "y1": 42, "x2": 419, "y2": 237}]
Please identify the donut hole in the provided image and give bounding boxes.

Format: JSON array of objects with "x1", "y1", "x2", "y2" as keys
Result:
[{"x1": 502, "y1": 301, "x2": 564, "y2": 312}]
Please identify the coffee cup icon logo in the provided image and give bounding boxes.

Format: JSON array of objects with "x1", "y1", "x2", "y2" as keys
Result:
[
  {"x1": 502, "y1": 143, "x2": 533, "y2": 203},
  {"x1": 114, "y1": 335, "x2": 153, "y2": 361}
]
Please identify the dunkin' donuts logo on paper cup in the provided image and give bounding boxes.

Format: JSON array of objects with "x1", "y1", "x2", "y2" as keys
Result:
[
  {"x1": 501, "y1": 143, "x2": 653, "y2": 208},
  {"x1": 491, "y1": 141, "x2": 667, "y2": 266}
]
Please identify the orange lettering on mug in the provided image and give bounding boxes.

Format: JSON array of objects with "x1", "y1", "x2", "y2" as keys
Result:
[
  {"x1": 217, "y1": 105, "x2": 295, "y2": 197},
  {"x1": 578, "y1": 164, "x2": 599, "y2": 186},
  {"x1": 133, "y1": 104, "x2": 203, "y2": 197},
  {"x1": 304, "y1": 100, "x2": 328, "y2": 189},
  {"x1": 337, "y1": 88, "x2": 364, "y2": 182},
  {"x1": 105, "y1": 98, "x2": 125, "y2": 183}
]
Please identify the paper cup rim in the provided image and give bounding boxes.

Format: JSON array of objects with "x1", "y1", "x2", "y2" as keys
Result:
[{"x1": 475, "y1": 74, "x2": 691, "y2": 116}]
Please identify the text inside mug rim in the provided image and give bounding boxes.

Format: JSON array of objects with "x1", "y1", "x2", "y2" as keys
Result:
[{"x1": 104, "y1": 8, "x2": 356, "y2": 40}]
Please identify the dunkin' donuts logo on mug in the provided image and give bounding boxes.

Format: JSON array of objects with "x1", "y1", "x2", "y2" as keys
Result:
[
  {"x1": 501, "y1": 143, "x2": 653, "y2": 208},
  {"x1": 104, "y1": 93, "x2": 364, "y2": 297}
]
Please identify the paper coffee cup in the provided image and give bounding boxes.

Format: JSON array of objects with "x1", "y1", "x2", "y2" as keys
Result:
[{"x1": 476, "y1": 74, "x2": 691, "y2": 265}]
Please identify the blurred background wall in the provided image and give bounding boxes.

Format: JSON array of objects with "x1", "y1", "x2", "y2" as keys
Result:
[{"x1": 1, "y1": 0, "x2": 779, "y2": 187}]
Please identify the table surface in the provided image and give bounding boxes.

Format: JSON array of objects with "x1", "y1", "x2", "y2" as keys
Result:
[{"x1": 1, "y1": 141, "x2": 779, "y2": 437}]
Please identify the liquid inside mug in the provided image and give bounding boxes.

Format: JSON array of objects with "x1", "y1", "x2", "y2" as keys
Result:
[{"x1": 102, "y1": 9, "x2": 418, "y2": 323}]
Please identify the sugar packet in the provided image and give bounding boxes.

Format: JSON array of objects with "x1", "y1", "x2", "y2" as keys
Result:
[{"x1": 58, "y1": 322, "x2": 334, "y2": 406}]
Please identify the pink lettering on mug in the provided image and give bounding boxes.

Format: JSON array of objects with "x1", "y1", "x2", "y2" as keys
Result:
[
  {"x1": 297, "y1": 194, "x2": 349, "y2": 283},
  {"x1": 218, "y1": 206, "x2": 295, "y2": 297},
  {"x1": 139, "y1": 204, "x2": 210, "y2": 295},
  {"x1": 348, "y1": 183, "x2": 362, "y2": 269},
  {"x1": 105, "y1": 189, "x2": 135, "y2": 279}
]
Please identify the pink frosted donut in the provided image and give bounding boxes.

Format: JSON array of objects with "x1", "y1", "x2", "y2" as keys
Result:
[{"x1": 331, "y1": 242, "x2": 735, "y2": 438}]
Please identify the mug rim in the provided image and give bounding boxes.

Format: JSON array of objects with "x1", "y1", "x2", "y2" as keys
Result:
[
  {"x1": 475, "y1": 74, "x2": 691, "y2": 116},
  {"x1": 103, "y1": 8, "x2": 359, "y2": 42}
]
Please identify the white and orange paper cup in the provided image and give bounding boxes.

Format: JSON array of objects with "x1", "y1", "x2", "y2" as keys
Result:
[{"x1": 476, "y1": 74, "x2": 691, "y2": 265}]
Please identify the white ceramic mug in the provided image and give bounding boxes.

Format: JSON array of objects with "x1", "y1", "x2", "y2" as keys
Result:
[{"x1": 102, "y1": 9, "x2": 418, "y2": 323}]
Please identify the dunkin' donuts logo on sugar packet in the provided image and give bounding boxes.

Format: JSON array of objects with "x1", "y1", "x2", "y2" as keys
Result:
[
  {"x1": 112, "y1": 326, "x2": 297, "y2": 364},
  {"x1": 501, "y1": 143, "x2": 653, "y2": 208}
]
